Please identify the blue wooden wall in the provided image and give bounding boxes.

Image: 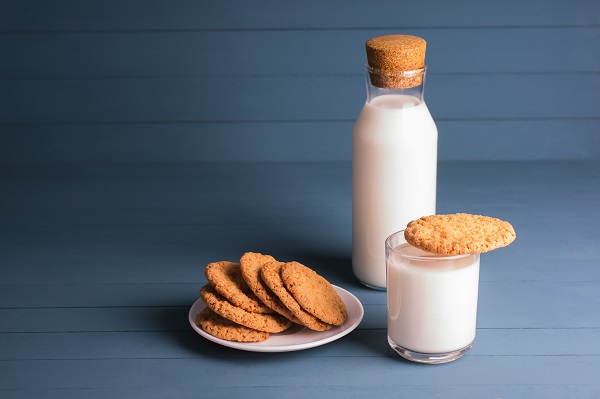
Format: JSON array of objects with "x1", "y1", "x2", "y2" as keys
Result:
[{"x1": 1, "y1": 0, "x2": 599, "y2": 162}]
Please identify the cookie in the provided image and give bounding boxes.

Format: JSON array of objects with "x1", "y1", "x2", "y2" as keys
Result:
[
  {"x1": 281, "y1": 261, "x2": 347, "y2": 326},
  {"x1": 404, "y1": 213, "x2": 516, "y2": 255},
  {"x1": 200, "y1": 284, "x2": 292, "y2": 333},
  {"x1": 260, "y1": 261, "x2": 333, "y2": 332},
  {"x1": 205, "y1": 261, "x2": 272, "y2": 314},
  {"x1": 239, "y1": 252, "x2": 299, "y2": 322},
  {"x1": 195, "y1": 307, "x2": 269, "y2": 342}
]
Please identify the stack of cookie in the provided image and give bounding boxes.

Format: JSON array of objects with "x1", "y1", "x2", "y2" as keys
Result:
[{"x1": 196, "y1": 253, "x2": 348, "y2": 343}]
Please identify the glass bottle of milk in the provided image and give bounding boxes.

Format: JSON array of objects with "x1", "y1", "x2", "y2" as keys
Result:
[{"x1": 352, "y1": 35, "x2": 437, "y2": 289}]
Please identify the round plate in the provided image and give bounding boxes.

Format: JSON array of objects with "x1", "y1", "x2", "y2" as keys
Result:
[{"x1": 188, "y1": 285, "x2": 364, "y2": 352}]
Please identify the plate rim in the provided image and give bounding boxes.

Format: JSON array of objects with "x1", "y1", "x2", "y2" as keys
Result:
[{"x1": 188, "y1": 285, "x2": 364, "y2": 352}]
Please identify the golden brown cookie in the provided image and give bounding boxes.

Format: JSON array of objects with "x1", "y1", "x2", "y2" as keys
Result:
[
  {"x1": 404, "y1": 213, "x2": 516, "y2": 255},
  {"x1": 205, "y1": 261, "x2": 272, "y2": 314},
  {"x1": 239, "y1": 252, "x2": 299, "y2": 322},
  {"x1": 281, "y1": 261, "x2": 347, "y2": 326},
  {"x1": 260, "y1": 261, "x2": 333, "y2": 332},
  {"x1": 195, "y1": 307, "x2": 269, "y2": 342},
  {"x1": 200, "y1": 284, "x2": 292, "y2": 333}
]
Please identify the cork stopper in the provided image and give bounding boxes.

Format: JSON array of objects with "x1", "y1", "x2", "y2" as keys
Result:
[{"x1": 365, "y1": 35, "x2": 427, "y2": 89}]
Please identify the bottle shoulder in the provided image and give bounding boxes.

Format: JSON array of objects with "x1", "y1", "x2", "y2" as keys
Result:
[{"x1": 354, "y1": 99, "x2": 437, "y2": 137}]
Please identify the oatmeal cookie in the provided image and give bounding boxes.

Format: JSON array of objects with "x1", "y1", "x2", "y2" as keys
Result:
[
  {"x1": 281, "y1": 261, "x2": 347, "y2": 326},
  {"x1": 200, "y1": 284, "x2": 292, "y2": 333},
  {"x1": 404, "y1": 213, "x2": 516, "y2": 255},
  {"x1": 261, "y1": 261, "x2": 333, "y2": 332},
  {"x1": 239, "y1": 252, "x2": 299, "y2": 322},
  {"x1": 205, "y1": 261, "x2": 272, "y2": 313},
  {"x1": 195, "y1": 307, "x2": 269, "y2": 342}
]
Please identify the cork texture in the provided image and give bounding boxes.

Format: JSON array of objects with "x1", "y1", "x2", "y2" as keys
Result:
[{"x1": 365, "y1": 35, "x2": 426, "y2": 89}]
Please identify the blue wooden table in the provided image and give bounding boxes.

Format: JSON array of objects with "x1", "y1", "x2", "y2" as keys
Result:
[
  {"x1": 1, "y1": 161, "x2": 599, "y2": 398},
  {"x1": 2, "y1": 0, "x2": 600, "y2": 396}
]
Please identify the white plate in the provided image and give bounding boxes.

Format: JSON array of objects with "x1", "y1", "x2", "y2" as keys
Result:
[{"x1": 188, "y1": 285, "x2": 364, "y2": 352}]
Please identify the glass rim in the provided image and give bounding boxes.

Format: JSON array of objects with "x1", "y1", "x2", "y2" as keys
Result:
[{"x1": 385, "y1": 230, "x2": 477, "y2": 261}]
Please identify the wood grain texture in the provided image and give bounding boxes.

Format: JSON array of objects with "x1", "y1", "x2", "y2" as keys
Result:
[
  {"x1": 3, "y1": 75, "x2": 600, "y2": 123},
  {"x1": 0, "y1": 161, "x2": 599, "y2": 397},
  {"x1": 2, "y1": 329, "x2": 600, "y2": 360},
  {"x1": 1, "y1": 0, "x2": 598, "y2": 31},
  {"x1": 1, "y1": 120, "x2": 600, "y2": 162},
  {"x1": 1, "y1": 357, "x2": 599, "y2": 391},
  {"x1": 0, "y1": 1, "x2": 598, "y2": 162},
  {"x1": 2, "y1": 28, "x2": 599, "y2": 77},
  {"x1": 1, "y1": 0, "x2": 600, "y2": 393}
]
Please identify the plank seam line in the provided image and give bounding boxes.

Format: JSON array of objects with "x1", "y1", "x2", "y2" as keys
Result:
[
  {"x1": 0, "y1": 384, "x2": 598, "y2": 391},
  {"x1": 0, "y1": 24, "x2": 599, "y2": 34},
  {"x1": 1, "y1": 354, "x2": 599, "y2": 361},
  {"x1": 0, "y1": 330, "x2": 193, "y2": 334},
  {"x1": 2, "y1": 71, "x2": 600, "y2": 80},
  {"x1": 2, "y1": 327, "x2": 599, "y2": 334},
  {"x1": 1, "y1": 117, "x2": 600, "y2": 127},
  {"x1": 0, "y1": 305, "x2": 191, "y2": 309}
]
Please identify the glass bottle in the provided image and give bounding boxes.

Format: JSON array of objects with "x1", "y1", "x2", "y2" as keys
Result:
[{"x1": 352, "y1": 35, "x2": 438, "y2": 289}]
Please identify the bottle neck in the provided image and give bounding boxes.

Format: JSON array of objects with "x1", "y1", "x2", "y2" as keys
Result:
[{"x1": 365, "y1": 65, "x2": 427, "y2": 104}]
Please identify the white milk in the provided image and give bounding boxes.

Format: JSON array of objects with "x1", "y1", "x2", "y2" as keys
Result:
[
  {"x1": 352, "y1": 94, "x2": 437, "y2": 289},
  {"x1": 387, "y1": 243, "x2": 480, "y2": 354}
]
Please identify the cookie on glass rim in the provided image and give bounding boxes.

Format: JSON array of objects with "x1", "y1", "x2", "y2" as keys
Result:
[{"x1": 404, "y1": 213, "x2": 516, "y2": 255}]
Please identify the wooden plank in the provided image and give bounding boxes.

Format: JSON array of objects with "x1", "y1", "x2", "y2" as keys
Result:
[
  {"x1": 0, "y1": 232, "x2": 597, "y2": 283},
  {"x1": 0, "y1": 280, "x2": 598, "y2": 331},
  {"x1": 0, "y1": 201, "x2": 598, "y2": 234},
  {"x1": 0, "y1": 283, "x2": 381, "y2": 309},
  {"x1": 1, "y1": 0, "x2": 598, "y2": 32},
  {"x1": 2, "y1": 28, "x2": 599, "y2": 78},
  {"x1": 0, "y1": 161, "x2": 598, "y2": 287},
  {"x1": 0, "y1": 356, "x2": 597, "y2": 390},
  {"x1": 0, "y1": 160, "x2": 598, "y2": 397},
  {"x1": 0, "y1": 240, "x2": 598, "y2": 284},
  {"x1": 0, "y1": 328, "x2": 599, "y2": 360},
  {"x1": 1, "y1": 163, "x2": 598, "y2": 230},
  {"x1": 0, "y1": 283, "x2": 203, "y2": 308},
  {"x1": 1, "y1": 261, "x2": 599, "y2": 303},
  {"x1": 1, "y1": 385, "x2": 598, "y2": 399},
  {"x1": 1, "y1": 385, "x2": 599, "y2": 399},
  {"x1": 2, "y1": 75, "x2": 599, "y2": 123},
  {"x1": 0, "y1": 251, "x2": 595, "y2": 285},
  {"x1": 0, "y1": 242, "x2": 350, "y2": 284},
  {"x1": 1, "y1": 120, "x2": 599, "y2": 163}
]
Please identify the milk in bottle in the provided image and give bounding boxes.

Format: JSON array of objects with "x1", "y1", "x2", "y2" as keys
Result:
[{"x1": 352, "y1": 35, "x2": 437, "y2": 289}]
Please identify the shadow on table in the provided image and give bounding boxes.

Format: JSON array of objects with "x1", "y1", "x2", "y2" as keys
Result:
[
  {"x1": 281, "y1": 250, "x2": 354, "y2": 284},
  {"x1": 153, "y1": 302, "x2": 398, "y2": 362},
  {"x1": 153, "y1": 305, "x2": 246, "y2": 359},
  {"x1": 153, "y1": 303, "x2": 313, "y2": 361}
]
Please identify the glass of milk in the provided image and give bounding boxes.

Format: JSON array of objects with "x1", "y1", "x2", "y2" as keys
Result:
[{"x1": 385, "y1": 230, "x2": 480, "y2": 364}]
